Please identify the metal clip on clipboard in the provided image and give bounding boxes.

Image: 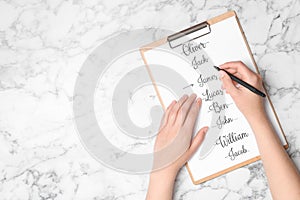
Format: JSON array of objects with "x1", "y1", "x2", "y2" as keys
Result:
[{"x1": 167, "y1": 21, "x2": 211, "y2": 49}]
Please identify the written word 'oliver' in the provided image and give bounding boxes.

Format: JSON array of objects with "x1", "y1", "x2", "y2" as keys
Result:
[{"x1": 182, "y1": 41, "x2": 209, "y2": 56}]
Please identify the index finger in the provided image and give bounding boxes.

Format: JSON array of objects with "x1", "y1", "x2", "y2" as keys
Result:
[{"x1": 220, "y1": 61, "x2": 255, "y2": 79}]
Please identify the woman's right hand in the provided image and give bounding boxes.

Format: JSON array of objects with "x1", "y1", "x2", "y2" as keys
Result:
[
  {"x1": 219, "y1": 61, "x2": 266, "y2": 121},
  {"x1": 220, "y1": 61, "x2": 300, "y2": 200}
]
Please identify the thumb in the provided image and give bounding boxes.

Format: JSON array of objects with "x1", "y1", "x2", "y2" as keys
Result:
[
  {"x1": 184, "y1": 126, "x2": 209, "y2": 161},
  {"x1": 219, "y1": 70, "x2": 239, "y2": 97}
]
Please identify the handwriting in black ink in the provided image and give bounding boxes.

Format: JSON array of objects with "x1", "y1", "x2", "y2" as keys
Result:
[
  {"x1": 182, "y1": 41, "x2": 209, "y2": 56},
  {"x1": 208, "y1": 102, "x2": 232, "y2": 114},
  {"x1": 202, "y1": 89, "x2": 223, "y2": 101},
  {"x1": 197, "y1": 74, "x2": 218, "y2": 87},
  {"x1": 191, "y1": 55, "x2": 209, "y2": 69},
  {"x1": 215, "y1": 132, "x2": 249, "y2": 148},
  {"x1": 216, "y1": 115, "x2": 234, "y2": 129},
  {"x1": 225, "y1": 145, "x2": 248, "y2": 161}
]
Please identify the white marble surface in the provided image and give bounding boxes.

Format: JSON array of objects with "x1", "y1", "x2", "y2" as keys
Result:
[{"x1": 0, "y1": 0, "x2": 300, "y2": 199}]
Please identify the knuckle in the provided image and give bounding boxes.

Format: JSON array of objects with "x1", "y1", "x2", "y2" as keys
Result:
[
  {"x1": 169, "y1": 111, "x2": 176, "y2": 120},
  {"x1": 251, "y1": 74, "x2": 259, "y2": 82},
  {"x1": 183, "y1": 119, "x2": 192, "y2": 128},
  {"x1": 189, "y1": 107, "x2": 197, "y2": 116},
  {"x1": 255, "y1": 74, "x2": 260, "y2": 80},
  {"x1": 257, "y1": 74, "x2": 262, "y2": 81},
  {"x1": 172, "y1": 104, "x2": 179, "y2": 112},
  {"x1": 177, "y1": 108, "x2": 183, "y2": 116},
  {"x1": 181, "y1": 106, "x2": 188, "y2": 114},
  {"x1": 236, "y1": 61, "x2": 244, "y2": 67}
]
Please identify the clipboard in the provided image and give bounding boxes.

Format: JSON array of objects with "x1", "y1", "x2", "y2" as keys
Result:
[{"x1": 140, "y1": 11, "x2": 288, "y2": 184}]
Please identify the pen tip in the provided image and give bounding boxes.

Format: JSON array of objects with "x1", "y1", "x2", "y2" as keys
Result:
[{"x1": 213, "y1": 66, "x2": 220, "y2": 71}]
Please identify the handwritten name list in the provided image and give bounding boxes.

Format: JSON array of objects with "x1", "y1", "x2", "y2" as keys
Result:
[{"x1": 181, "y1": 41, "x2": 250, "y2": 161}]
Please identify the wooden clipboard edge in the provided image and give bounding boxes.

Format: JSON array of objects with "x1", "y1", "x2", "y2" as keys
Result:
[
  {"x1": 186, "y1": 155, "x2": 261, "y2": 184},
  {"x1": 139, "y1": 10, "x2": 288, "y2": 185},
  {"x1": 234, "y1": 12, "x2": 289, "y2": 150},
  {"x1": 140, "y1": 37, "x2": 168, "y2": 54},
  {"x1": 207, "y1": 10, "x2": 236, "y2": 25},
  {"x1": 140, "y1": 43, "x2": 167, "y2": 110}
]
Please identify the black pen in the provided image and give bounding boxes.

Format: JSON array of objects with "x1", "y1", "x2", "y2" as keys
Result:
[{"x1": 213, "y1": 66, "x2": 266, "y2": 98}]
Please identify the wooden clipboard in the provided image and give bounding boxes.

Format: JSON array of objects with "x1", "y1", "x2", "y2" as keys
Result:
[{"x1": 140, "y1": 11, "x2": 288, "y2": 184}]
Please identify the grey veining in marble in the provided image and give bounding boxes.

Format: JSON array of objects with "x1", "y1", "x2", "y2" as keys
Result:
[{"x1": 0, "y1": 0, "x2": 299, "y2": 199}]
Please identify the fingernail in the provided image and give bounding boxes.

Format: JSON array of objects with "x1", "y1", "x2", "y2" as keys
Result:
[
  {"x1": 219, "y1": 64, "x2": 226, "y2": 68},
  {"x1": 182, "y1": 94, "x2": 188, "y2": 99},
  {"x1": 168, "y1": 100, "x2": 176, "y2": 108},
  {"x1": 196, "y1": 98, "x2": 202, "y2": 106},
  {"x1": 204, "y1": 127, "x2": 209, "y2": 134},
  {"x1": 191, "y1": 93, "x2": 197, "y2": 98}
]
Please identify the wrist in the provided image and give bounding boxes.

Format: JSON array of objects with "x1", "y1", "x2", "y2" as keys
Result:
[
  {"x1": 245, "y1": 110, "x2": 270, "y2": 131},
  {"x1": 148, "y1": 169, "x2": 177, "y2": 193},
  {"x1": 150, "y1": 167, "x2": 178, "y2": 182},
  {"x1": 147, "y1": 168, "x2": 177, "y2": 200},
  {"x1": 243, "y1": 105, "x2": 267, "y2": 124},
  {"x1": 246, "y1": 112, "x2": 267, "y2": 126}
]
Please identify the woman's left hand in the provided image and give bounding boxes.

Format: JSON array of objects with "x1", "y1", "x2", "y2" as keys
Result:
[
  {"x1": 146, "y1": 94, "x2": 208, "y2": 200},
  {"x1": 152, "y1": 94, "x2": 208, "y2": 177}
]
